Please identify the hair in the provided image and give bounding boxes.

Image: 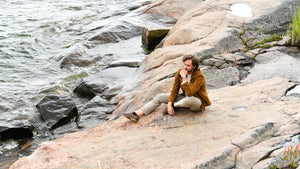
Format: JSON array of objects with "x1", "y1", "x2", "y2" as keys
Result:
[{"x1": 182, "y1": 54, "x2": 199, "y2": 69}]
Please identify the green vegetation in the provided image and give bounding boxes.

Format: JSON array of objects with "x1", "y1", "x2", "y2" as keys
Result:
[
  {"x1": 238, "y1": 19, "x2": 283, "y2": 51},
  {"x1": 238, "y1": 30, "x2": 282, "y2": 50},
  {"x1": 63, "y1": 72, "x2": 89, "y2": 82},
  {"x1": 253, "y1": 34, "x2": 283, "y2": 47},
  {"x1": 238, "y1": 31, "x2": 253, "y2": 46},
  {"x1": 287, "y1": 3, "x2": 300, "y2": 46},
  {"x1": 270, "y1": 143, "x2": 300, "y2": 169},
  {"x1": 251, "y1": 34, "x2": 283, "y2": 49},
  {"x1": 141, "y1": 44, "x2": 153, "y2": 54}
]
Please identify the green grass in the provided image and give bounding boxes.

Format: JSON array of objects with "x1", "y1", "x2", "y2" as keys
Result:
[
  {"x1": 288, "y1": 3, "x2": 300, "y2": 46},
  {"x1": 253, "y1": 34, "x2": 283, "y2": 47}
]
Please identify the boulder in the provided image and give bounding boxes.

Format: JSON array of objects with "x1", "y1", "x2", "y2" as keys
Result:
[
  {"x1": 141, "y1": 27, "x2": 169, "y2": 50},
  {"x1": 36, "y1": 95, "x2": 78, "y2": 130},
  {"x1": 73, "y1": 66, "x2": 137, "y2": 101},
  {"x1": 73, "y1": 81, "x2": 97, "y2": 100},
  {"x1": 88, "y1": 20, "x2": 141, "y2": 43},
  {"x1": 77, "y1": 96, "x2": 112, "y2": 129},
  {"x1": 59, "y1": 42, "x2": 96, "y2": 69}
]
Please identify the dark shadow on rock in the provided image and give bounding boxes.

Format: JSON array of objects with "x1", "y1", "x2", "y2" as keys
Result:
[{"x1": 0, "y1": 127, "x2": 33, "y2": 141}]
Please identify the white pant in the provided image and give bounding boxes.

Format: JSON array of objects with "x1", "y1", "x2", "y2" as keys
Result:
[{"x1": 141, "y1": 93, "x2": 202, "y2": 115}]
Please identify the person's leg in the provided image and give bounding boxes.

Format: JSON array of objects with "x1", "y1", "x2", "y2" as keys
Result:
[
  {"x1": 123, "y1": 93, "x2": 170, "y2": 121},
  {"x1": 140, "y1": 93, "x2": 170, "y2": 115},
  {"x1": 174, "y1": 96, "x2": 202, "y2": 112}
]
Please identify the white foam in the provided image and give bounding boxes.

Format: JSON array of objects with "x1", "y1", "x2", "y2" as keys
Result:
[{"x1": 228, "y1": 3, "x2": 253, "y2": 17}]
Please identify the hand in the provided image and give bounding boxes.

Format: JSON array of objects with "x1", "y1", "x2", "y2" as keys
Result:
[
  {"x1": 180, "y1": 69, "x2": 187, "y2": 78},
  {"x1": 167, "y1": 102, "x2": 175, "y2": 116}
]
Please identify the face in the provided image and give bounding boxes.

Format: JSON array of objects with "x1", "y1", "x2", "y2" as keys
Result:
[{"x1": 183, "y1": 59, "x2": 196, "y2": 73}]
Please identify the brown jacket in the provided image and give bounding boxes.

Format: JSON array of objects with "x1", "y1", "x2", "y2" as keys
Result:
[{"x1": 168, "y1": 68, "x2": 212, "y2": 111}]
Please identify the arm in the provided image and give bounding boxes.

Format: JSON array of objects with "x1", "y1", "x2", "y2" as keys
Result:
[
  {"x1": 168, "y1": 70, "x2": 181, "y2": 103},
  {"x1": 167, "y1": 70, "x2": 182, "y2": 115},
  {"x1": 181, "y1": 74, "x2": 204, "y2": 96},
  {"x1": 167, "y1": 102, "x2": 175, "y2": 116}
]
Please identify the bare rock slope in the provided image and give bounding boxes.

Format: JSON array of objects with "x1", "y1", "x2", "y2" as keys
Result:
[{"x1": 10, "y1": 79, "x2": 300, "y2": 169}]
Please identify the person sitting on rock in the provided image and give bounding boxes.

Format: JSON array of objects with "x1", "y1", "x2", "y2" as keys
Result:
[{"x1": 123, "y1": 54, "x2": 212, "y2": 122}]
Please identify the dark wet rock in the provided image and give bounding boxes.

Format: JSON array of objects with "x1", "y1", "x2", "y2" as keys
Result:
[
  {"x1": 51, "y1": 122, "x2": 79, "y2": 136},
  {"x1": 101, "y1": 85, "x2": 123, "y2": 100},
  {"x1": 36, "y1": 95, "x2": 78, "y2": 130},
  {"x1": 141, "y1": 27, "x2": 169, "y2": 50},
  {"x1": 88, "y1": 21, "x2": 141, "y2": 43},
  {"x1": 76, "y1": 67, "x2": 137, "y2": 100},
  {"x1": 77, "y1": 96, "x2": 112, "y2": 129},
  {"x1": 59, "y1": 43, "x2": 96, "y2": 69},
  {"x1": 73, "y1": 81, "x2": 97, "y2": 100},
  {"x1": 74, "y1": 79, "x2": 107, "y2": 101},
  {"x1": 0, "y1": 126, "x2": 33, "y2": 141},
  {"x1": 82, "y1": 95, "x2": 110, "y2": 108}
]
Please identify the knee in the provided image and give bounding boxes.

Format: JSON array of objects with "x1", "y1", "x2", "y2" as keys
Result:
[
  {"x1": 186, "y1": 97, "x2": 202, "y2": 111},
  {"x1": 153, "y1": 94, "x2": 164, "y2": 103}
]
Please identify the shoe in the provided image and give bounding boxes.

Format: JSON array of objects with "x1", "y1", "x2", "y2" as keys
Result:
[{"x1": 123, "y1": 112, "x2": 139, "y2": 122}]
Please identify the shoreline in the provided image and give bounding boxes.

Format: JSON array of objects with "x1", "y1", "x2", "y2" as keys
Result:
[{"x1": 8, "y1": 0, "x2": 300, "y2": 168}]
